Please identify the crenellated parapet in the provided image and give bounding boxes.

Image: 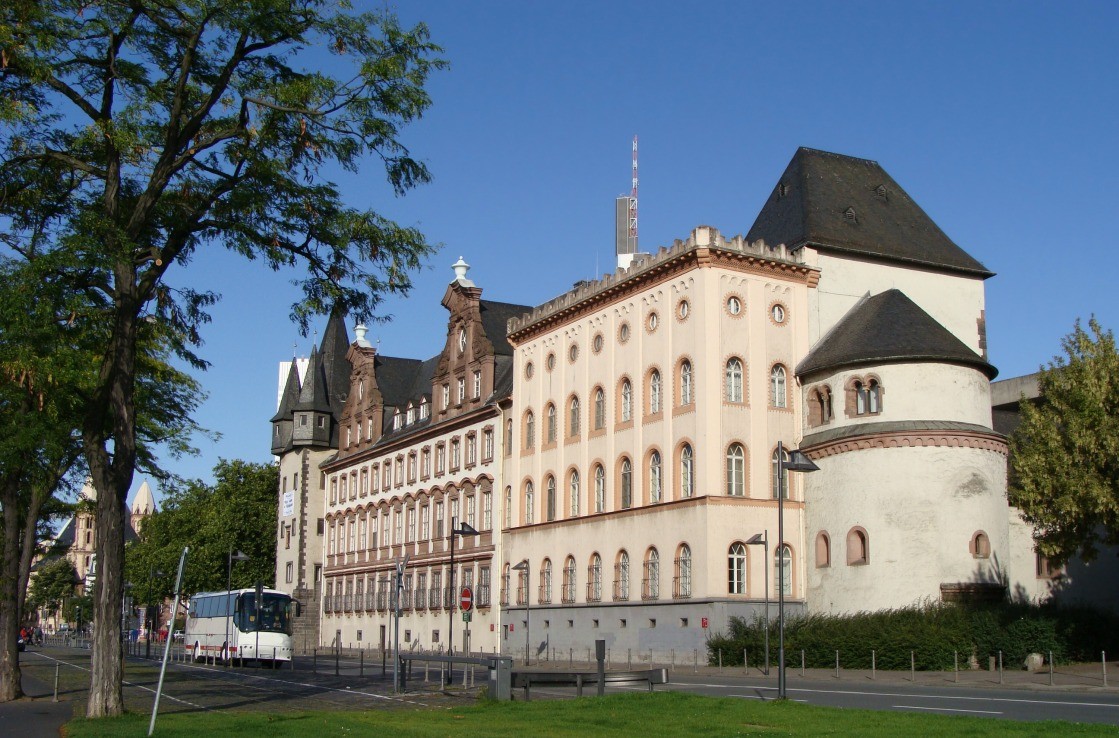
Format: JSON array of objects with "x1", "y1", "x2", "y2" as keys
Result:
[{"x1": 507, "y1": 226, "x2": 816, "y2": 343}]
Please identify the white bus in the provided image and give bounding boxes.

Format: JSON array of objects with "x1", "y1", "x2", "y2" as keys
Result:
[{"x1": 185, "y1": 588, "x2": 296, "y2": 665}]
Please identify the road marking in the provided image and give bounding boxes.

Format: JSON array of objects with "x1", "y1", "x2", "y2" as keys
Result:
[
  {"x1": 895, "y1": 705, "x2": 1003, "y2": 715},
  {"x1": 26, "y1": 651, "x2": 209, "y2": 710}
]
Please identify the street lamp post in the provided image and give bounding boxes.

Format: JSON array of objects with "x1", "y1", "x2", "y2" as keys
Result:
[
  {"x1": 447, "y1": 517, "x2": 480, "y2": 671},
  {"x1": 144, "y1": 566, "x2": 165, "y2": 659},
  {"x1": 745, "y1": 530, "x2": 769, "y2": 675},
  {"x1": 226, "y1": 549, "x2": 250, "y2": 666},
  {"x1": 511, "y1": 559, "x2": 530, "y2": 665},
  {"x1": 776, "y1": 441, "x2": 819, "y2": 700}
]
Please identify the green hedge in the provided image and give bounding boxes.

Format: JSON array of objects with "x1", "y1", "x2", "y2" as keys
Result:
[{"x1": 706, "y1": 601, "x2": 1119, "y2": 670}]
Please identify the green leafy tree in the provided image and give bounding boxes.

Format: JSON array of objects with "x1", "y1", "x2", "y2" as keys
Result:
[
  {"x1": 1, "y1": 0, "x2": 443, "y2": 716},
  {"x1": 1009, "y1": 318, "x2": 1119, "y2": 565},
  {"x1": 27, "y1": 558, "x2": 79, "y2": 614},
  {"x1": 126, "y1": 459, "x2": 279, "y2": 608}
]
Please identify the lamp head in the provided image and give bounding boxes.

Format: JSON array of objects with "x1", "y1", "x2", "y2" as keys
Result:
[
  {"x1": 745, "y1": 533, "x2": 766, "y2": 545},
  {"x1": 782, "y1": 449, "x2": 820, "y2": 473}
]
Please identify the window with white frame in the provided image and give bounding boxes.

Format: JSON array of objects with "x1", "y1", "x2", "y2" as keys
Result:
[
  {"x1": 473, "y1": 370, "x2": 481, "y2": 399},
  {"x1": 728, "y1": 543, "x2": 747, "y2": 595},
  {"x1": 680, "y1": 444, "x2": 694, "y2": 498},
  {"x1": 569, "y1": 470, "x2": 580, "y2": 516},
  {"x1": 457, "y1": 377, "x2": 465, "y2": 403},
  {"x1": 771, "y1": 365, "x2": 787, "y2": 408},
  {"x1": 483, "y1": 491, "x2": 492, "y2": 530},
  {"x1": 594, "y1": 464, "x2": 605, "y2": 513},
  {"x1": 649, "y1": 370, "x2": 662, "y2": 414},
  {"x1": 649, "y1": 451, "x2": 662, "y2": 503},
  {"x1": 726, "y1": 443, "x2": 745, "y2": 496},
  {"x1": 726, "y1": 358, "x2": 744, "y2": 402},
  {"x1": 621, "y1": 380, "x2": 632, "y2": 422}
]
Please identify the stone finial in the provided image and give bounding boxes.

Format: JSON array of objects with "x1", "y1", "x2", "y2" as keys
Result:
[
  {"x1": 452, "y1": 256, "x2": 470, "y2": 281},
  {"x1": 354, "y1": 323, "x2": 372, "y2": 348}
]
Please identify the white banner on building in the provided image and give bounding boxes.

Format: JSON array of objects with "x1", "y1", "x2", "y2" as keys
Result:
[{"x1": 282, "y1": 491, "x2": 295, "y2": 517}]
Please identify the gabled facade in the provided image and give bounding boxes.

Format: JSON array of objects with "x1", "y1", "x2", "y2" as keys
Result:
[{"x1": 317, "y1": 259, "x2": 529, "y2": 653}]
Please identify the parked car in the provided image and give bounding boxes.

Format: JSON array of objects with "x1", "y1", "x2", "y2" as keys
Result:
[{"x1": 172, "y1": 630, "x2": 184, "y2": 642}]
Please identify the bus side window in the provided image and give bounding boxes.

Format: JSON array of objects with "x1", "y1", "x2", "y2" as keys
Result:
[{"x1": 189, "y1": 600, "x2": 198, "y2": 618}]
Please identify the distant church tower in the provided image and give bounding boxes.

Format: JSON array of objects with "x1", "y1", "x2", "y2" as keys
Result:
[
  {"x1": 271, "y1": 309, "x2": 351, "y2": 648},
  {"x1": 130, "y1": 480, "x2": 157, "y2": 536}
]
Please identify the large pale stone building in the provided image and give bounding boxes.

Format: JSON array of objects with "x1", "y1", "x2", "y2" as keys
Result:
[{"x1": 275, "y1": 147, "x2": 1079, "y2": 656}]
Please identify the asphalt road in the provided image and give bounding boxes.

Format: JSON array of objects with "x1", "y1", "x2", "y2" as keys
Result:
[
  {"x1": 4, "y1": 645, "x2": 1118, "y2": 735},
  {"x1": 662, "y1": 672, "x2": 1119, "y2": 724}
]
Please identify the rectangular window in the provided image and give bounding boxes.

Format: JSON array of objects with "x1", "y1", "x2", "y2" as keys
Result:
[
  {"x1": 383, "y1": 464, "x2": 391, "y2": 489},
  {"x1": 435, "y1": 502, "x2": 444, "y2": 539},
  {"x1": 348, "y1": 518, "x2": 356, "y2": 552},
  {"x1": 394, "y1": 457, "x2": 403, "y2": 485},
  {"x1": 422, "y1": 448, "x2": 431, "y2": 478},
  {"x1": 285, "y1": 562, "x2": 293, "y2": 583},
  {"x1": 451, "y1": 498, "x2": 460, "y2": 530},
  {"x1": 457, "y1": 378, "x2": 465, "y2": 403},
  {"x1": 372, "y1": 464, "x2": 379, "y2": 492},
  {"x1": 483, "y1": 429, "x2": 494, "y2": 461},
  {"x1": 421, "y1": 505, "x2": 430, "y2": 540},
  {"x1": 483, "y1": 492, "x2": 492, "y2": 530},
  {"x1": 473, "y1": 371, "x2": 482, "y2": 398},
  {"x1": 442, "y1": 384, "x2": 450, "y2": 409},
  {"x1": 407, "y1": 506, "x2": 416, "y2": 543},
  {"x1": 466, "y1": 435, "x2": 476, "y2": 465},
  {"x1": 329, "y1": 521, "x2": 336, "y2": 555},
  {"x1": 359, "y1": 516, "x2": 367, "y2": 549},
  {"x1": 370, "y1": 515, "x2": 378, "y2": 549},
  {"x1": 408, "y1": 453, "x2": 417, "y2": 482},
  {"x1": 330, "y1": 478, "x2": 338, "y2": 504},
  {"x1": 394, "y1": 509, "x2": 403, "y2": 544},
  {"x1": 451, "y1": 440, "x2": 460, "y2": 469},
  {"x1": 466, "y1": 495, "x2": 476, "y2": 528},
  {"x1": 436, "y1": 445, "x2": 446, "y2": 474}
]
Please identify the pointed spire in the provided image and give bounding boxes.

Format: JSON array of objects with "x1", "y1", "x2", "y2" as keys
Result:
[
  {"x1": 131, "y1": 480, "x2": 157, "y2": 515},
  {"x1": 271, "y1": 359, "x2": 303, "y2": 422},
  {"x1": 318, "y1": 307, "x2": 352, "y2": 417},
  {"x1": 295, "y1": 346, "x2": 333, "y2": 413}
]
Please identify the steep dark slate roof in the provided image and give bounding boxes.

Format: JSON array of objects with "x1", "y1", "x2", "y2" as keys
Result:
[
  {"x1": 797, "y1": 289, "x2": 998, "y2": 379},
  {"x1": 318, "y1": 310, "x2": 352, "y2": 419},
  {"x1": 491, "y1": 355, "x2": 514, "y2": 402},
  {"x1": 270, "y1": 360, "x2": 303, "y2": 422},
  {"x1": 746, "y1": 148, "x2": 993, "y2": 277},
  {"x1": 480, "y1": 300, "x2": 530, "y2": 356},
  {"x1": 375, "y1": 355, "x2": 425, "y2": 409},
  {"x1": 802, "y1": 420, "x2": 1003, "y2": 449},
  {"x1": 293, "y1": 346, "x2": 334, "y2": 413}
]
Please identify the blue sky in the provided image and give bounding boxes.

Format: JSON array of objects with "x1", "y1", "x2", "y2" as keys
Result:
[{"x1": 133, "y1": 1, "x2": 1119, "y2": 504}]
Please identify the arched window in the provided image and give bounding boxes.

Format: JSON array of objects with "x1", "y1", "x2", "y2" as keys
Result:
[
  {"x1": 868, "y1": 379, "x2": 881, "y2": 414},
  {"x1": 569, "y1": 395, "x2": 581, "y2": 436},
  {"x1": 569, "y1": 470, "x2": 580, "y2": 517},
  {"x1": 815, "y1": 532, "x2": 831, "y2": 568},
  {"x1": 728, "y1": 543, "x2": 747, "y2": 595},
  {"x1": 649, "y1": 370, "x2": 662, "y2": 414},
  {"x1": 725, "y1": 358, "x2": 743, "y2": 402},
  {"x1": 615, "y1": 550, "x2": 630, "y2": 601},
  {"x1": 503, "y1": 486, "x2": 511, "y2": 529},
  {"x1": 523, "y1": 481, "x2": 534, "y2": 525},
  {"x1": 680, "y1": 444, "x2": 694, "y2": 498},
  {"x1": 545, "y1": 475, "x2": 556, "y2": 522},
  {"x1": 643, "y1": 547, "x2": 660, "y2": 600},
  {"x1": 970, "y1": 531, "x2": 991, "y2": 559},
  {"x1": 680, "y1": 361, "x2": 693, "y2": 405},
  {"x1": 775, "y1": 545, "x2": 792, "y2": 596},
  {"x1": 771, "y1": 447, "x2": 789, "y2": 500},
  {"x1": 648, "y1": 451, "x2": 662, "y2": 504},
  {"x1": 594, "y1": 464, "x2": 605, "y2": 512},
  {"x1": 539, "y1": 558, "x2": 552, "y2": 604},
  {"x1": 846, "y1": 527, "x2": 869, "y2": 565},
  {"x1": 620, "y1": 457, "x2": 633, "y2": 509},
  {"x1": 562, "y1": 555, "x2": 577, "y2": 603},
  {"x1": 621, "y1": 379, "x2": 633, "y2": 422},
  {"x1": 674, "y1": 544, "x2": 692, "y2": 599},
  {"x1": 588, "y1": 553, "x2": 602, "y2": 602},
  {"x1": 770, "y1": 365, "x2": 787, "y2": 408},
  {"x1": 594, "y1": 388, "x2": 606, "y2": 429},
  {"x1": 524, "y1": 411, "x2": 535, "y2": 449},
  {"x1": 546, "y1": 403, "x2": 557, "y2": 443},
  {"x1": 823, "y1": 386, "x2": 833, "y2": 421},
  {"x1": 505, "y1": 419, "x2": 513, "y2": 455},
  {"x1": 726, "y1": 443, "x2": 745, "y2": 496}
]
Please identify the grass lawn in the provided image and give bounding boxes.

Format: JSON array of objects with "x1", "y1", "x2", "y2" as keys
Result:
[{"x1": 62, "y1": 691, "x2": 1112, "y2": 737}]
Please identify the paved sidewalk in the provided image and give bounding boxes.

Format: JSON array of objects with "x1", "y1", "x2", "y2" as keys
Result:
[{"x1": 0, "y1": 664, "x2": 74, "y2": 738}]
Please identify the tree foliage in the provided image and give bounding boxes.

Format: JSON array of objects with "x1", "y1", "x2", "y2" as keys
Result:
[
  {"x1": 1009, "y1": 318, "x2": 1119, "y2": 565},
  {"x1": 1, "y1": 0, "x2": 443, "y2": 716},
  {"x1": 126, "y1": 459, "x2": 279, "y2": 603},
  {"x1": 27, "y1": 557, "x2": 79, "y2": 614}
]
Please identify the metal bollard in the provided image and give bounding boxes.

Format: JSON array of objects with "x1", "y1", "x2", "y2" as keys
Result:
[
  {"x1": 719, "y1": 650, "x2": 723, "y2": 669},
  {"x1": 628, "y1": 648, "x2": 632, "y2": 668},
  {"x1": 801, "y1": 649, "x2": 805, "y2": 677},
  {"x1": 53, "y1": 664, "x2": 59, "y2": 702},
  {"x1": 360, "y1": 649, "x2": 364, "y2": 677},
  {"x1": 313, "y1": 647, "x2": 317, "y2": 673},
  {"x1": 744, "y1": 650, "x2": 748, "y2": 675},
  {"x1": 911, "y1": 651, "x2": 915, "y2": 682},
  {"x1": 872, "y1": 649, "x2": 876, "y2": 680},
  {"x1": 694, "y1": 649, "x2": 697, "y2": 673},
  {"x1": 954, "y1": 651, "x2": 958, "y2": 683},
  {"x1": 1103, "y1": 651, "x2": 1108, "y2": 687},
  {"x1": 835, "y1": 650, "x2": 840, "y2": 679},
  {"x1": 335, "y1": 646, "x2": 340, "y2": 676},
  {"x1": 424, "y1": 658, "x2": 429, "y2": 683},
  {"x1": 1049, "y1": 650, "x2": 1054, "y2": 686},
  {"x1": 671, "y1": 649, "x2": 675, "y2": 669},
  {"x1": 999, "y1": 651, "x2": 1004, "y2": 684}
]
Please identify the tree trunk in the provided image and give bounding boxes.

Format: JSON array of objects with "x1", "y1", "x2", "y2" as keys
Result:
[
  {"x1": 0, "y1": 476, "x2": 26, "y2": 702},
  {"x1": 84, "y1": 300, "x2": 139, "y2": 718}
]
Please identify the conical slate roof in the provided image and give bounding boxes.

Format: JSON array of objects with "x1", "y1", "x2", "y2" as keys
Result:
[
  {"x1": 746, "y1": 148, "x2": 993, "y2": 277},
  {"x1": 797, "y1": 289, "x2": 997, "y2": 379},
  {"x1": 270, "y1": 359, "x2": 303, "y2": 422},
  {"x1": 318, "y1": 309, "x2": 352, "y2": 418},
  {"x1": 294, "y1": 346, "x2": 333, "y2": 414}
]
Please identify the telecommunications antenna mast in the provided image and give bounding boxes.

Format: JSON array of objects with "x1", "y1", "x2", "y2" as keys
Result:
[{"x1": 630, "y1": 135, "x2": 638, "y2": 250}]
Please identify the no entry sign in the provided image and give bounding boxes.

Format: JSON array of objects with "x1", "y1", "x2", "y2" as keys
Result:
[{"x1": 460, "y1": 586, "x2": 474, "y2": 612}]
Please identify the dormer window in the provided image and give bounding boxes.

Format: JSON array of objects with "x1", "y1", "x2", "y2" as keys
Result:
[
  {"x1": 393, "y1": 411, "x2": 402, "y2": 430},
  {"x1": 420, "y1": 399, "x2": 429, "y2": 419},
  {"x1": 406, "y1": 405, "x2": 415, "y2": 424},
  {"x1": 844, "y1": 207, "x2": 857, "y2": 223},
  {"x1": 317, "y1": 416, "x2": 325, "y2": 428}
]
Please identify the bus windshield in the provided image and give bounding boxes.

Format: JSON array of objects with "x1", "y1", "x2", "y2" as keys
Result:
[{"x1": 235, "y1": 593, "x2": 293, "y2": 635}]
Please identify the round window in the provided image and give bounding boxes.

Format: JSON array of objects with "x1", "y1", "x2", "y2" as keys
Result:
[
  {"x1": 677, "y1": 300, "x2": 690, "y2": 320},
  {"x1": 619, "y1": 322, "x2": 631, "y2": 343},
  {"x1": 524, "y1": 361, "x2": 534, "y2": 380},
  {"x1": 727, "y1": 296, "x2": 742, "y2": 316},
  {"x1": 545, "y1": 352, "x2": 556, "y2": 371},
  {"x1": 568, "y1": 344, "x2": 579, "y2": 362},
  {"x1": 771, "y1": 303, "x2": 786, "y2": 324},
  {"x1": 647, "y1": 312, "x2": 659, "y2": 331},
  {"x1": 592, "y1": 333, "x2": 604, "y2": 353}
]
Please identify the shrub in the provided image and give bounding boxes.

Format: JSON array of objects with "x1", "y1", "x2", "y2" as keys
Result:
[{"x1": 706, "y1": 600, "x2": 1119, "y2": 670}]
